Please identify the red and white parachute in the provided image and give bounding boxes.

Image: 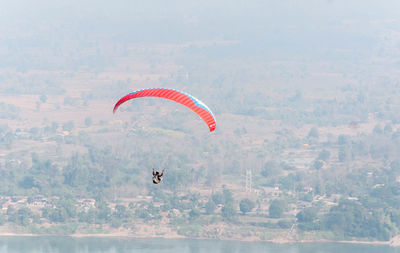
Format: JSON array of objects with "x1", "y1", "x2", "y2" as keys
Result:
[{"x1": 113, "y1": 88, "x2": 216, "y2": 132}]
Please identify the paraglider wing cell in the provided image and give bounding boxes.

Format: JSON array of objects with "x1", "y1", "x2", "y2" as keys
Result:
[{"x1": 113, "y1": 88, "x2": 216, "y2": 132}]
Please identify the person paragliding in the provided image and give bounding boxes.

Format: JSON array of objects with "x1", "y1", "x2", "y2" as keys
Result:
[
  {"x1": 113, "y1": 88, "x2": 216, "y2": 185},
  {"x1": 152, "y1": 168, "x2": 165, "y2": 184}
]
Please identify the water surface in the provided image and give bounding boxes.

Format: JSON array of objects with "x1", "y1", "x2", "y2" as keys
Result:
[{"x1": 0, "y1": 237, "x2": 400, "y2": 253}]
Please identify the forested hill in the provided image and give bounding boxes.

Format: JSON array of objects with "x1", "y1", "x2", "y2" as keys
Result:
[{"x1": 1, "y1": 0, "x2": 400, "y2": 241}]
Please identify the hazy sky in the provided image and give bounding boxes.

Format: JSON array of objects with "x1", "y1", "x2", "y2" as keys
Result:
[
  {"x1": 2, "y1": 1, "x2": 399, "y2": 40},
  {"x1": 1, "y1": 1, "x2": 399, "y2": 62}
]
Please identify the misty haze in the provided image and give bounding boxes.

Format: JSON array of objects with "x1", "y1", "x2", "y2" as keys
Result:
[{"x1": 1, "y1": 0, "x2": 400, "y2": 252}]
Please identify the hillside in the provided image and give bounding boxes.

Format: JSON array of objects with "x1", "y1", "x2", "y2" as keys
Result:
[{"x1": 1, "y1": 1, "x2": 400, "y2": 241}]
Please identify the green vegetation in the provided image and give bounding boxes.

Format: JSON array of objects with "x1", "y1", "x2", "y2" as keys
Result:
[
  {"x1": 269, "y1": 199, "x2": 287, "y2": 218},
  {"x1": 239, "y1": 198, "x2": 255, "y2": 215},
  {"x1": 1, "y1": 12, "x2": 400, "y2": 242}
]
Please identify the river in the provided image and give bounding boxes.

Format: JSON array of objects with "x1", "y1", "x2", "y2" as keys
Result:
[{"x1": 0, "y1": 237, "x2": 400, "y2": 253}]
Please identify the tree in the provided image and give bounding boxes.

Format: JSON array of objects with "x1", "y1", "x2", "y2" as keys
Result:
[
  {"x1": 16, "y1": 207, "x2": 32, "y2": 226},
  {"x1": 269, "y1": 199, "x2": 287, "y2": 218},
  {"x1": 114, "y1": 205, "x2": 127, "y2": 219},
  {"x1": 111, "y1": 218, "x2": 122, "y2": 228},
  {"x1": 322, "y1": 199, "x2": 397, "y2": 240},
  {"x1": 222, "y1": 188, "x2": 234, "y2": 206},
  {"x1": 313, "y1": 160, "x2": 323, "y2": 170},
  {"x1": 317, "y1": 149, "x2": 331, "y2": 161},
  {"x1": 7, "y1": 206, "x2": 17, "y2": 222},
  {"x1": 261, "y1": 160, "x2": 281, "y2": 177},
  {"x1": 49, "y1": 208, "x2": 68, "y2": 223},
  {"x1": 279, "y1": 173, "x2": 297, "y2": 191},
  {"x1": 221, "y1": 203, "x2": 236, "y2": 220},
  {"x1": 78, "y1": 208, "x2": 96, "y2": 223},
  {"x1": 96, "y1": 201, "x2": 111, "y2": 223},
  {"x1": 307, "y1": 127, "x2": 319, "y2": 139},
  {"x1": 18, "y1": 176, "x2": 37, "y2": 189},
  {"x1": 189, "y1": 208, "x2": 201, "y2": 220},
  {"x1": 239, "y1": 198, "x2": 255, "y2": 215},
  {"x1": 57, "y1": 197, "x2": 77, "y2": 219},
  {"x1": 205, "y1": 199, "x2": 216, "y2": 214},
  {"x1": 338, "y1": 146, "x2": 350, "y2": 162},
  {"x1": 296, "y1": 207, "x2": 317, "y2": 223},
  {"x1": 211, "y1": 193, "x2": 224, "y2": 205},
  {"x1": 40, "y1": 94, "x2": 47, "y2": 103}
]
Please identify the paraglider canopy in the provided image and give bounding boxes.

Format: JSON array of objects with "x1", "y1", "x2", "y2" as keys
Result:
[{"x1": 113, "y1": 88, "x2": 216, "y2": 132}]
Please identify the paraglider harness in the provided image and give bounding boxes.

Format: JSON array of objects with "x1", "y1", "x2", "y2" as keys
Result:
[{"x1": 152, "y1": 168, "x2": 164, "y2": 184}]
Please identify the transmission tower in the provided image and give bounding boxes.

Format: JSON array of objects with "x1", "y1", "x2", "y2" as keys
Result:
[{"x1": 245, "y1": 169, "x2": 252, "y2": 192}]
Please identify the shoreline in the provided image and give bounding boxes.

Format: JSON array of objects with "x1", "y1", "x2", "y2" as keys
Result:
[{"x1": 0, "y1": 232, "x2": 397, "y2": 247}]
